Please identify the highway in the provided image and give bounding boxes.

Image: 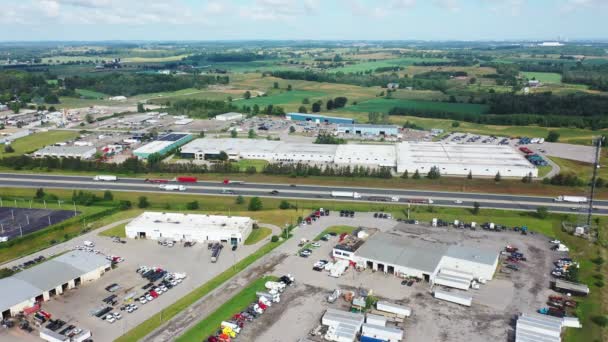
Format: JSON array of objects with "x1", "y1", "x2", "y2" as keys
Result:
[{"x1": 0, "y1": 172, "x2": 605, "y2": 215}]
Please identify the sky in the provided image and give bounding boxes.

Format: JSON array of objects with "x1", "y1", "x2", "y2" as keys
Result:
[{"x1": 0, "y1": 0, "x2": 607, "y2": 41}]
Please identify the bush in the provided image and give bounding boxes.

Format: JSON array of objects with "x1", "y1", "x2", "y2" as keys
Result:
[
  {"x1": 279, "y1": 200, "x2": 292, "y2": 210},
  {"x1": 595, "y1": 280, "x2": 604, "y2": 287},
  {"x1": 4, "y1": 145, "x2": 14, "y2": 153},
  {"x1": 103, "y1": 190, "x2": 113, "y2": 201},
  {"x1": 271, "y1": 235, "x2": 279, "y2": 243},
  {"x1": 137, "y1": 196, "x2": 149, "y2": 209},
  {"x1": 119, "y1": 200, "x2": 132, "y2": 210},
  {"x1": 186, "y1": 201, "x2": 199, "y2": 210},
  {"x1": 591, "y1": 315, "x2": 608, "y2": 327},
  {"x1": 235, "y1": 195, "x2": 245, "y2": 205},
  {"x1": 536, "y1": 206, "x2": 549, "y2": 219},
  {"x1": 248, "y1": 197, "x2": 263, "y2": 211}
]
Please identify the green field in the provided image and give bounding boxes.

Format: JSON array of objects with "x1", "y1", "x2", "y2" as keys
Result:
[
  {"x1": 0, "y1": 130, "x2": 80, "y2": 157},
  {"x1": 177, "y1": 276, "x2": 276, "y2": 342},
  {"x1": 98, "y1": 222, "x2": 128, "y2": 238},
  {"x1": 244, "y1": 227, "x2": 272, "y2": 245},
  {"x1": 235, "y1": 159, "x2": 269, "y2": 172},
  {"x1": 328, "y1": 57, "x2": 446, "y2": 73},
  {"x1": 314, "y1": 225, "x2": 356, "y2": 241},
  {"x1": 521, "y1": 71, "x2": 562, "y2": 84},
  {"x1": 234, "y1": 90, "x2": 327, "y2": 107},
  {"x1": 339, "y1": 98, "x2": 489, "y2": 115},
  {"x1": 76, "y1": 88, "x2": 107, "y2": 99}
]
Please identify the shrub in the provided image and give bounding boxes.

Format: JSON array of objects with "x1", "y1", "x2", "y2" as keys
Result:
[
  {"x1": 271, "y1": 235, "x2": 279, "y2": 243},
  {"x1": 591, "y1": 315, "x2": 608, "y2": 327}
]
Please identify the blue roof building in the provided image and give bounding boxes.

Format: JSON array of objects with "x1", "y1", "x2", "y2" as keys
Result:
[{"x1": 286, "y1": 113, "x2": 355, "y2": 125}]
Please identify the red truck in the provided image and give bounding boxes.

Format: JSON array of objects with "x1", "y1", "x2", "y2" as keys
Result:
[
  {"x1": 519, "y1": 147, "x2": 533, "y2": 154},
  {"x1": 144, "y1": 178, "x2": 169, "y2": 184},
  {"x1": 177, "y1": 176, "x2": 198, "y2": 183}
]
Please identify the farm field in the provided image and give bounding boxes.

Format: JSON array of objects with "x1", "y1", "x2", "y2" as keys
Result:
[
  {"x1": 338, "y1": 98, "x2": 489, "y2": 115},
  {"x1": 0, "y1": 130, "x2": 79, "y2": 157},
  {"x1": 122, "y1": 54, "x2": 191, "y2": 63},
  {"x1": 234, "y1": 90, "x2": 326, "y2": 107},
  {"x1": 521, "y1": 71, "x2": 562, "y2": 83},
  {"x1": 328, "y1": 57, "x2": 447, "y2": 73},
  {"x1": 75, "y1": 88, "x2": 107, "y2": 99}
]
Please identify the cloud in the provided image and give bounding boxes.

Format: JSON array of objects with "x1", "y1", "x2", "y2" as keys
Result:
[
  {"x1": 239, "y1": 0, "x2": 320, "y2": 21},
  {"x1": 435, "y1": 0, "x2": 460, "y2": 11},
  {"x1": 481, "y1": 0, "x2": 527, "y2": 15},
  {"x1": 561, "y1": 0, "x2": 608, "y2": 11}
]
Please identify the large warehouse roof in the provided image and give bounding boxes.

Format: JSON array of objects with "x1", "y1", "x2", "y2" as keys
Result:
[
  {"x1": 0, "y1": 251, "x2": 110, "y2": 312},
  {"x1": 396, "y1": 142, "x2": 536, "y2": 177},
  {"x1": 181, "y1": 138, "x2": 280, "y2": 155},
  {"x1": 444, "y1": 245, "x2": 499, "y2": 266},
  {"x1": 127, "y1": 212, "x2": 253, "y2": 234},
  {"x1": 335, "y1": 144, "x2": 396, "y2": 166},
  {"x1": 355, "y1": 233, "x2": 447, "y2": 274}
]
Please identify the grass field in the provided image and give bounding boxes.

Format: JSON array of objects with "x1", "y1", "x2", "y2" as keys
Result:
[
  {"x1": 0, "y1": 130, "x2": 80, "y2": 157},
  {"x1": 234, "y1": 90, "x2": 327, "y2": 107},
  {"x1": 176, "y1": 276, "x2": 276, "y2": 342},
  {"x1": 76, "y1": 88, "x2": 107, "y2": 99},
  {"x1": 122, "y1": 54, "x2": 190, "y2": 63},
  {"x1": 98, "y1": 222, "x2": 127, "y2": 238},
  {"x1": 328, "y1": 57, "x2": 446, "y2": 73},
  {"x1": 235, "y1": 159, "x2": 269, "y2": 172},
  {"x1": 339, "y1": 98, "x2": 489, "y2": 115},
  {"x1": 521, "y1": 71, "x2": 562, "y2": 84},
  {"x1": 549, "y1": 156, "x2": 608, "y2": 181},
  {"x1": 244, "y1": 227, "x2": 272, "y2": 245},
  {"x1": 313, "y1": 225, "x2": 356, "y2": 241}
]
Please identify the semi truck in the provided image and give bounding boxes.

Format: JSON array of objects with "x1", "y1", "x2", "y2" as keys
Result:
[
  {"x1": 368, "y1": 196, "x2": 400, "y2": 202},
  {"x1": 176, "y1": 176, "x2": 198, "y2": 183},
  {"x1": 554, "y1": 196, "x2": 587, "y2": 203},
  {"x1": 159, "y1": 184, "x2": 186, "y2": 191},
  {"x1": 210, "y1": 243, "x2": 223, "y2": 263},
  {"x1": 93, "y1": 175, "x2": 117, "y2": 181},
  {"x1": 144, "y1": 178, "x2": 169, "y2": 184},
  {"x1": 223, "y1": 179, "x2": 245, "y2": 185},
  {"x1": 330, "y1": 191, "x2": 362, "y2": 199},
  {"x1": 408, "y1": 198, "x2": 434, "y2": 204}
]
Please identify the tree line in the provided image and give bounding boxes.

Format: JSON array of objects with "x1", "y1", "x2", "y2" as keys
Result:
[{"x1": 262, "y1": 163, "x2": 393, "y2": 179}]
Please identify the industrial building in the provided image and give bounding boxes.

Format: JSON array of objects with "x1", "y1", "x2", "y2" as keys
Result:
[
  {"x1": 125, "y1": 212, "x2": 254, "y2": 246},
  {"x1": 33, "y1": 145, "x2": 97, "y2": 159},
  {"x1": 322, "y1": 308, "x2": 364, "y2": 342},
  {"x1": 396, "y1": 142, "x2": 538, "y2": 177},
  {"x1": 334, "y1": 232, "x2": 499, "y2": 283},
  {"x1": 336, "y1": 124, "x2": 399, "y2": 136},
  {"x1": 0, "y1": 250, "x2": 111, "y2": 319},
  {"x1": 286, "y1": 113, "x2": 355, "y2": 125},
  {"x1": 215, "y1": 112, "x2": 244, "y2": 121},
  {"x1": 133, "y1": 133, "x2": 193, "y2": 159}
]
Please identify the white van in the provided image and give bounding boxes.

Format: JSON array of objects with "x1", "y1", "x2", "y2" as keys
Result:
[{"x1": 84, "y1": 240, "x2": 95, "y2": 247}]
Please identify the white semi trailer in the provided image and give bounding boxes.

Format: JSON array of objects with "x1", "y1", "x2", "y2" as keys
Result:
[
  {"x1": 93, "y1": 175, "x2": 117, "y2": 181},
  {"x1": 554, "y1": 196, "x2": 587, "y2": 203},
  {"x1": 330, "y1": 191, "x2": 362, "y2": 199}
]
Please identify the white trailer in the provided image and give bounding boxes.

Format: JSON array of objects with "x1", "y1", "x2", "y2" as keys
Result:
[
  {"x1": 93, "y1": 175, "x2": 117, "y2": 181},
  {"x1": 329, "y1": 259, "x2": 350, "y2": 277},
  {"x1": 433, "y1": 289, "x2": 472, "y2": 307},
  {"x1": 365, "y1": 314, "x2": 387, "y2": 327},
  {"x1": 554, "y1": 195, "x2": 587, "y2": 203},
  {"x1": 376, "y1": 301, "x2": 412, "y2": 318},
  {"x1": 159, "y1": 184, "x2": 186, "y2": 191},
  {"x1": 330, "y1": 191, "x2": 362, "y2": 199},
  {"x1": 433, "y1": 273, "x2": 472, "y2": 291},
  {"x1": 361, "y1": 323, "x2": 404, "y2": 342}
]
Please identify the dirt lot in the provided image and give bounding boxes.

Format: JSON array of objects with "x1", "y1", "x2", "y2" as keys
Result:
[{"x1": 238, "y1": 220, "x2": 561, "y2": 342}]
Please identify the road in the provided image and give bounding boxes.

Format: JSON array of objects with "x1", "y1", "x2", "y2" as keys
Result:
[{"x1": 0, "y1": 172, "x2": 604, "y2": 215}]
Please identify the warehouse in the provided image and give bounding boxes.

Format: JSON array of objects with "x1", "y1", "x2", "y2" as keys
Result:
[
  {"x1": 0, "y1": 251, "x2": 111, "y2": 319},
  {"x1": 516, "y1": 313, "x2": 563, "y2": 342},
  {"x1": 133, "y1": 132, "x2": 193, "y2": 159},
  {"x1": 125, "y1": 212, "x2": 254, "y2": 246},
  {"x1": 322, "y1": 308, "x2": 364, "y2": 342},
  {"x1": 33, "y1": 145, "x2": 97, "y2": 159},
  {"x1": 272, "y1": 143, "x2": 337, "y2": 163},
  {"x1": 286, "y1": 113, "x2": 355, "y2": 125},
  {"x1": 215, "y1": 112, "x2": 244, "y2": 121},
  {"x1": 396, "y1": 142, "x2": 538, "y2": 177},
  {"x1": 334, "y1": 144, "x2": 396, "y2": 167},
  {"x1": 348, "y1": 233, "x2": 499, "y2": 283},
  {"x1": 180, "y1": 138, "x2": 280, "y2": 160},
  {"x1": 337, "y1": 124, "x2": 399, "y2": 136}
]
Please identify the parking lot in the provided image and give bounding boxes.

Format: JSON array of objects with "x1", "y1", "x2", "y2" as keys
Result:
[{"x1": 0, "y1": 207, "x2": 78, "y2": 241}]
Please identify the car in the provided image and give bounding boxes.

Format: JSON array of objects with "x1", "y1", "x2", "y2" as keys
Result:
[
  {"x1": 550, "y1": 239, "x2": 561, "y2": 244},
  {"x1": 154, "y1": 287, "x2": 163, "y2": 295},
  {"x1": 113, "y1": 313, "x2": 122, "y2": 320},
  {"x1": 373, "y1": 213, "x2": 379, "y2": 218},
  {"x1": 269, "y1": 190, "x2": 279, "y2": 195},
  {"x1": 130, "y1": 304, "x2": 138, "y2": 311},
  {"x1": 505, "y1": 264, "x2": 520, "y2": 271},
  {"x1": 139, "y1": 296, "x2": 147, "y2": 304},
  {"x1": 126, "y1": 306, "x2": 134, "y2": 313},
  {"x1": 299, "y1": 249, "x2": 312, "y2": 257},
  {"x1": 311, "y1": 242, "x2": 321, "y2": 248},
  {"x1": 105, "y1": 315, "x2": 115, "y2": 323},
  {"x1": 320, "y1": 234, "x2": 330, "y2": 241},
  {"x1": 232, "y1": 245, "x2": 237, "y2": 251},
  {"x1": 454, "y1": 200, "x2": 463, "y2": 204},
  {"x1": 289, "y1": 184, "x2": 296, "y2": 187},
  {"x1": 145, "y1": 294, "x2": 153, "y2": 301}
]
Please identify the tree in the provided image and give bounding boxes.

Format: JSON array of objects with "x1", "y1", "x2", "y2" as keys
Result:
[
  {"x1": 35, "y1": 188, "x2": 45, "y2": 199},
  {"x1": 287, "y1": 84, "x2": 292, "y2": 91},
  {"x1": 289, "y1": 126, "x2": 296, "y2": 134},
  {"x1": 333, "y1": 97, "x2": 348, "y2": 108},
  {"x1": 452, "y1": 121, "x2": 460, "y2": 127},
  {"x1": 85, "y1": 113, "x2": 94, "y2": 124},
  {"x1": 218, "y1": 151, "x2": 229, "y2": 161},
  {"x1": 227, "y1": 96, "x2": 233, "y2": 102},
  {"x1": 426, "y1": 166, "x2": 441, "y2": 179},
  {"x1": 235, "y1": 195, "x2": 245, "y2": 204},
  {"x1": 326, "y1": 99, "x2": 334, "y2": 110},
  {"x1": 119, "y1": 200, "x2": 132, "y2": 210},
  {"x1": 248, "y1": 197, "x2": 263, "y2": 211},
  {"x1": 302, "y1": 98, "x2": 310, "y2": 104},
  {"x1": 103, "y1": 190, "x2": 113, "y2": 201},
  {"x1": 312, "y1": 101, "x2": 321, "y2": 112},
  {"x1": 273, "y1": 82, "x2": 279, "y2": 89},
  {"x1": 467, "y1": 170, "x2": 473, "y2": 179},
  {"x1": 536, "y1": 206, "x2": 549, "y2": 219},
  {"x1": 252, "y1": 104, "x2": 260, "y2": 115},
  {"x1": 298, "y1": 105, "x2": 307, "y2": 113},
  {"x1": 137, "y1": 103, "x2": 145, "y2": 113},
  {"x1": 199, "y1": 131, "x2": 205, "y2": 137},
  {"x1": 547, "y1": 130, "x2": 560, "y2": 143},
  {"x1": 186, "y1": 201, "x2": 199, "y2": 210},
  {"x1": 243, "y1": 91, "x2": 251, "y2": 99},
  {"x1": 248, "y1": 129, "x2": 256, "y2": 139},
  {"x1": 4, "y1": 145, "x2": 14, "y2": 153},
  {"x1": 271, "y1": 235, "x2": 279, "y2": 243},
  {"x1": 401, "y1": 170, "x2": 409, "y2": 179},
  {"x1": 138, "y1": 196, "x2": 149, "y2": 208},
  {"x1": 472, "y1": 202, "x2": 480, "y2": 215},
  {"x1": 495, "y1": 172, "x2": 502, "y2": 182},
  {"x1": 279, "y1": 200, "x2": 291, "y2": 210},
  {"x1": 230, "y1": 129, "x2": 238, "y2": 138},
  {"x1": 412, "y1": 169, "x2": 421, "y2": 179}
]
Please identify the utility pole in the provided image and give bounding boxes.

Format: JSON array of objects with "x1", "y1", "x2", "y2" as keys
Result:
[{"x1": 586, "y1": 136, "x2": 604, "y2": 227}]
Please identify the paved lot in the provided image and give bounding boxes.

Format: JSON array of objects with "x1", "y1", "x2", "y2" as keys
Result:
[{"x1": 0, "y1": 207, "x2": 78, "y2": 240}]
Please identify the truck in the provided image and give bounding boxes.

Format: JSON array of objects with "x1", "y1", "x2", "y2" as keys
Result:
[
  {"x1": 433, "y1": 289, "x2": 472, "y2": 307},
  {"x1": 210, "y1": 243, "x2": 223, "y2": 263},
  {"x1": 223, "y1": 179, "x2": 245, "y2": 185},
  {"x1": 408, "y1": 198, "x2": 434, "y2": 204},
  {"x1": 144, "y1": 178, "x2": 169, "y2": 184},
  {"x1": 93, "y1": 175, "x2": 117, "y2": 181},
  {"x1": 159, "y1": 184, "x2": 186, "y2": 191},
  {"x1": 554, "y1": 195, "x2": 587, "y2": 203},
  {"x1": 330, "y1": 191, "x2": 361, "y2": 199},
  {"x1": 368, "y1": 196, "x2": 400, "y2": 202},
  {"x1": 176, "y1": 176, "x2": 198, "y2": 183}
]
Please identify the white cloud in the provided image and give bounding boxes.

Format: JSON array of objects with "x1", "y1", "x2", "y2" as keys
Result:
[
  {"x1": 481, "y1": 0, "x2": 527, "y2": 15},
  {"x1": 435, "y1": 0, "x2": 460, "y2": 12},
  {"x1": 561, "y1": 0, "x2": 608, "y2": 11},
  {"x1": 239, "y1": 0, "x2": 320, "y2": 21}
]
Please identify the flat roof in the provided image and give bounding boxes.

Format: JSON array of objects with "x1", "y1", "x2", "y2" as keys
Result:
[
  {"x1": 216, "y1": 112, "x2": 244, "y2": 118},
  {"x1": 335, "y1": 144, "x2": 396, "y2": 166},
  {"x1": 181, "y1": 138, "x2": 280, "y2": 155},
  {"x1": 337, "y1": 124, "x2": 399, "y2": 129},
  {"x1": 444, "y1": 245, "x2": 499, "y2": 266},
  {"x1": 133, "y1": 140, "x2": 174, "y2": 154},
  {"x1": 355, "y1": 233, "x2": 447, "y2": 274},
  {"x1": 287, "y1": 112, "x2": 354, "y2": 121},
  {"x1": 158, "y1": 133, "x2": 190, "y2": 142},
  {"x1": 273, "y1": 143, "x2": 338, "y2": 155},
  {"x1": 126, "y1": 212, "x2": 253, "y2": 233},
  {"x1": 0, "y1": 250, "x2": 110, "y2": 311},
  {"x1": 35, "y1": 145, "x2": 96, "y2": 155}
]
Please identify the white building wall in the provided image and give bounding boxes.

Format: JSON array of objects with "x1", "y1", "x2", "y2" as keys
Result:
[
  {"x1": 80, "y1": 267, "x2": 106, "y2": 283},
  {"x1": 126, "y1": 221, "x2": 253, "y2": 245},
  {"x1": 438, "y1": 256, "x2": 498, "y2": 280}
]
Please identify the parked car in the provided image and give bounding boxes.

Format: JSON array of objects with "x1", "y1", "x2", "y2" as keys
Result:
[{"x1": 311, "y1": 242, "x2": 321, "y2": 248}]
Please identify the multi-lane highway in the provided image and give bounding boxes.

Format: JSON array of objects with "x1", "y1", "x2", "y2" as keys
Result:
[{"x1": 0, "y1": 172, "x2": 605, "y2": 215}]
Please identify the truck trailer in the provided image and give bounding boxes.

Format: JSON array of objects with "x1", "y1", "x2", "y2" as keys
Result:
[
  {"x1": 433, "y1": 289, "x2": 473, "y2": 307},
  {"x1": 330, "y1": 191, "x2": 362, "y2": 199},
  {"x1": 554, "y1": 196, "x2": 587, "y2": 203},
  {"x1": 176, "y1": 176, "x2": 198, "y2": 183},
  {"x1": 159, "y1": 184, "x2": 186, "y2": 191},
  {"x1": 93, "y1": 175, "x2": 117, "y2": 181}
]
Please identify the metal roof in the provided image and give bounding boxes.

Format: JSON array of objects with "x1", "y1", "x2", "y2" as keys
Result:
[
  {"x1": 444, "y1": 245, "x2": 499, "y2": 266},
  {"x1": 35, "y1": 145, "x2": 96, "y2": 156},
  {"x1": 337, "y1": 124, "x2": 399, "y2": 129},
  {"x1": 287, "y1": 112, "x2": 355, "y2": 122},
  {"x1": 355, "y1": 233, "x2": 446, "y2": 274},
  {"x1": 0, "y1": 250, "x2": 110, "y2": 312}
]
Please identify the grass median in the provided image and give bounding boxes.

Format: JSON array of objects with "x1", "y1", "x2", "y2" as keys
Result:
[
  {"x1": 244, "y1": 227, "x2": 272, "y2": 245},
  {"x1": 176, "y1": 276, "x2": 277, "y2": 342},
  {"x1": 115, "y1": 237, "x2": 286, "y2": 342}
]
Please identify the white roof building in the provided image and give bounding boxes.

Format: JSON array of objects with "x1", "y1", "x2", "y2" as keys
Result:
[
  {"x1": 33, "y1": 145, "x2": 97, "y2": 159},
  {"x1": 215, "y1": 112, "x2": 244, "y2": 121},
  {"x1": 335, "y1": 144, "x2": 396, "y2": 167},
  {"x1": 125, "y1": 212, "x2": 254, "y2": 246}
]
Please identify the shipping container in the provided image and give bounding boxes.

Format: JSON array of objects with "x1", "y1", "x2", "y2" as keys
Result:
[
  {"x1": 361, "y1": 323, "x2": 404, "y2": 342},
  {"x1": 433, "y1": 289, "x2": 472, "y2": 307}
]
